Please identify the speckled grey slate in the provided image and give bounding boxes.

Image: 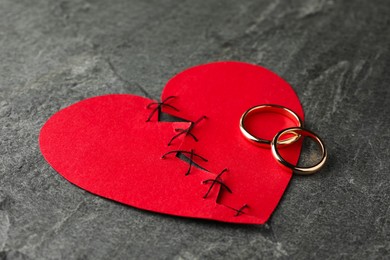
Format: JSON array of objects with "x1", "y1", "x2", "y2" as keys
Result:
[{"x1": 0, "y1": 0, "x2": 389, "y2": 259}]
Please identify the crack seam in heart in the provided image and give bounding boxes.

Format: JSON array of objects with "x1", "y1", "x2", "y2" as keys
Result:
[{"x1": 146, "y1": 96, "x2": 251, "y2": 218}]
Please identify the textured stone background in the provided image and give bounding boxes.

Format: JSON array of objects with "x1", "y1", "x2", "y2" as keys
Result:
[{"x1": 0, "y1": 0, "x2": 389, "y2": 259}]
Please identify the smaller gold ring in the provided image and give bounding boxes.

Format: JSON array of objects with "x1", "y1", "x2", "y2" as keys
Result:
[
  {"x1": 240, "y1": 104, "x2": 303, "y2": 147},
  {"x1": 271, "y1": 127, "x2": 327, "y2": 175}
]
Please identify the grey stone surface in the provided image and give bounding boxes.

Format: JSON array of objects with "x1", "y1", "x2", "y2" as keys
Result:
[{"x1": 0, "y1": 0, "x2": 389, "y2": 259}]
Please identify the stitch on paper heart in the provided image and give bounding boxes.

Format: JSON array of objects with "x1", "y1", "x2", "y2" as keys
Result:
[
  {"x1": 234, "y1": 204, "x2": 249, "y2": 217},
  {"x1": 161, "y1": 149, "x2": 208, "y2": 176},
  {"x1": 167, "y1": 116, "x2": 207, "y2": 146},
  {"x1": 146, "y1": 96, "x2": 179, "y2": 122},
  {"x1": 202, "y1": 168, "x2": 232, "y2": 199}
]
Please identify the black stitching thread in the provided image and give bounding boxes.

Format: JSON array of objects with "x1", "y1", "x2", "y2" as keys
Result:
[
  {"x1": 234, "y1": 204, "x2": 249, "y2": 217},
  {"x1": 203, "y1": 168, "x2": 232, "y2": 199},
  {"x1": 146, "y1": 96, "x2": 252, "y2": 215},
  {"x1": 146, "y1": 96, "x2": 179, "y2": 122},
  {"x1": 167, "y1": 116, "x2": 207, "y2": 146},
  {"x1": 161, "y1": 149, "x2": 208, "y2": 176}
]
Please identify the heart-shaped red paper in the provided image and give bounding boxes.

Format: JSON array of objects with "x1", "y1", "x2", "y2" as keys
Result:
[{"x1": 40, "y1": 61, "x2": 304, "y2": 224}]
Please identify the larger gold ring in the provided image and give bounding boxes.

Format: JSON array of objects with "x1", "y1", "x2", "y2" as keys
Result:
[
  {"x1": 271, "y1": 127, "x2": 327, "y2": 175},
  {"x1": 240, "y1": 104, "x2": 303, "y2": 147}
]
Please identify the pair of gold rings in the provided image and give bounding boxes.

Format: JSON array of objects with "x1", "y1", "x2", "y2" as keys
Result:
[{"x1": 240, "y1": 104, "x2": 327, "y2": 175}]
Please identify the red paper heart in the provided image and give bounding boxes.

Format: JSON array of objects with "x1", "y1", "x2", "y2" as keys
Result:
[{"x1": 39, "y1": 61, "x2": 304, "y2": 224}]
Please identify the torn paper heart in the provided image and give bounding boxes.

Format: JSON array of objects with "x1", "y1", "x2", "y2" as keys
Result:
[{"x1": 39, "y1": 61, "x2": 304, "y2": 224}]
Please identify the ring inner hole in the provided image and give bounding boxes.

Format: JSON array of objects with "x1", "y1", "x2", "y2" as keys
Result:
[
  {"x1": 277, "y1": 131, "x2": 323, "y2": 168},
  {"x1": 244, "y1": 110, "x2": 299, "y2": 142}
]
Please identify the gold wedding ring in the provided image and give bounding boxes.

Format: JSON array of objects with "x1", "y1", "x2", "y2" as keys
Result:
[
  {"x1": 240, "y1": 104, "x2": 303, "y2": 147},
  {"x1": 271, "y1": 127, "x2": 327, "y2": 175}
]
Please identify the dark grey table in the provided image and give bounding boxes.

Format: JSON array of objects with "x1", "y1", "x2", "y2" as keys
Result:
[{"x1": 1, "y1": 0, "x2": 389, "y2": 259}]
